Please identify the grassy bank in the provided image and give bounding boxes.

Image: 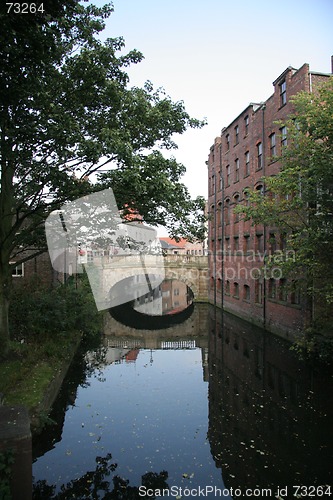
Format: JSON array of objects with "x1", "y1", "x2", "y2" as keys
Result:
[{"x1": 0, "y1": 332, "x2": 82, "y2": 417}]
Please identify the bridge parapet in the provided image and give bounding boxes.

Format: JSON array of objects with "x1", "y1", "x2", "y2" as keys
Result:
[{"x1": 93, "y1": 254, "x2": 208, "y2": 269}]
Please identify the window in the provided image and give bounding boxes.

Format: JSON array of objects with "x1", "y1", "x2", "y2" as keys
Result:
[
  {"x1": 217, "y1": 202, "x2": 222, "y2": 227},
  {"x1": 280, "y1": 232, "x2": 287, "y2": 251},
  {"x1": 280, "y1": 126, "x2": 287, "y2": 148},
  {"x1": 280, "y1": 80, "x2": 286, "y2": 106},
  {"x1": 269, "y1": 233, "x2": 277, "y2": 253},
  {"x1": 11, "y1": 262, "x2": 24, "y2": 277},
  {"x1": 290, "y1": 281, "x2": 301, "y2": 305},
  {"x1": 243, "y1": 235, "x2": 250, "y2": 253},
  {"x1": 256, "y1": 233, "x2": 264, "y2": 253},
  {"x1": 210, "y1": 174, "x2": 215, "y2": 195},
  {"x1": 256, "y1": 184, "x2": 264, "y2": 195},
  {"x1": 244, "y1": 115, "x2": 249, "y2": 136},
  {"x1": 219, "y1": 170, "x2": 223, "y2": 191},
  {"x1": 279, "y1": 278, "x2": 288, "y2": 302},
  {"x1": 269, "y1": 133, "x2": 276, "y2": 158},
  {"x1": 225, "y1": 199, "x2": 231, "y2": 224},
  {"x1": 257, "y1": 142, "x2": 263, "y2": 169},
  {"x1": 234, "y1": 282, "x2": 239, "y2": 298},
  {"x1": 225, "y1": 280, "x2": 230, "y2": 295},
  {"x1": 234, "y1": 236, "x2": 239, "y2": 251},
  {"x1": 225, "y1": 236, "x2": 230, "y2": 254},
  {"x1": 255, "y1": 280, "x2": 263, "y2": 304},
  {"x1": 226, "y1": 165, "x2": 230, "y2": 186},
  {"x1": 243, "y1": 189, "x2": 250, "y2": 206},
  {"x1": 226, "y1": 134, "x2": 230, "y2": 150},
  {"x1": 235, "y1": 158, "x2": 239, "y2": 182},
  {"x1": 245, "y1": 151, "x2": 250, "y2": 176},
  {"x1": 268, "y1": 278, "x2": 277, "y2": 299},
  {"x1": 234, "y1": 125, "x2": 239, "y2": 145},
  {"x1": 174, "y1": 288, "x2": 179, "y2": 296},
  {"x1": 243, "y1": 284, "x2": 250, "y2": 301},
  {"x1": 234, "y1": 194, "x2": 240, "y2": 223}
]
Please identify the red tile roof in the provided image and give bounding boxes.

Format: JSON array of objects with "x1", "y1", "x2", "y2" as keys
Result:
[{"x1": 159, "y1": 237, "x2": 187, "y2": 248}]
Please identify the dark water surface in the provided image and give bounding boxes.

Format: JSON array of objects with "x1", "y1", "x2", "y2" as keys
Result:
[{"x1": 32, "y1": 305, "x2": 333, "y2": 499}]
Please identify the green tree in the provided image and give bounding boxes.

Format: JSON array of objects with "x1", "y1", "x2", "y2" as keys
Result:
[
  {"x1": 0, "y1": 2, "x2": 206, "y2": 356},
  {"x1": 238, "y1": 77, "x2": 333, "y2": 340}
]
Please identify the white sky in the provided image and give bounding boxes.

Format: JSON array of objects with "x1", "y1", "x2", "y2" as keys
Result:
[{"x1": 91, "y1": 0, "x2": 333, "y2": 201}]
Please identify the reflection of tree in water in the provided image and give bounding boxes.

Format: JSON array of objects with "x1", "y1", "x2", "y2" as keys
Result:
[
  {"x1": 33, "y1": 336, "x2": 109, "y2": 460},
  {"x1": 33, "y1": 453, "x2": 168, "y2": 499}
]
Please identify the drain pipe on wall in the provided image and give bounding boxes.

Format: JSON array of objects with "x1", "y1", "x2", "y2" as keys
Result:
[
  {"x1": 261, "y1": 103, "x2": 267, "y2": 329},
  {"x1": 219, "y1": 142, "x2": 224, "y2": 313}
]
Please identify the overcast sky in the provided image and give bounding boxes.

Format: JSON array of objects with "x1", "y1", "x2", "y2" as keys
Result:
[{"x1": 92, "y1": 0, "x2": 333, "y2": 201}]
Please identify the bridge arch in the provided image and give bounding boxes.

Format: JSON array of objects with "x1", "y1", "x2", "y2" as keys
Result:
[{"x1": 88, "y1": 254, "x2": 208, "y2": 310}]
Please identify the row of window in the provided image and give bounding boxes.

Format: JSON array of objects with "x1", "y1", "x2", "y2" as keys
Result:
[
  {"x1": 210, "y1": 187, "x2": 259, "y2": 226},
  {"x1": 209, "y1": 127, "x2": 288, "y2": 195},
  {"x1": 226, "y1": 127, "x2": 287, "y2": 185},
  {"x1": 210, "y1": 232, "x2": 288, "y2": 254},
  {"x1": 212, "y1": 278, "x2": 300, "y2": 305},
  {"x1": 225, "y1": 115, "x2": 249, "y2": 150},
  {"x1": 223, "y1": 80, "x2": 286, "y2": 153}
]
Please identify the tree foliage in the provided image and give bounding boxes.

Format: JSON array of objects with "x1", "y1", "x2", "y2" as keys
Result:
[
  {"x1": 238, "y1": 77, "x2": 333, "y2": 332},
  {"x1": 0, "y1": 1, "x2": 206, "y2": 355}
]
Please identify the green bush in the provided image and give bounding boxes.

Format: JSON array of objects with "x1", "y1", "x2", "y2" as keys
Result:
[{"x1": 9, "y1": 272, "x2": 103, "y2": 341}]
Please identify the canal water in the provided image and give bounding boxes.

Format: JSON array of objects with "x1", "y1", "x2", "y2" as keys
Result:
[{"x1": 32, "y1": 300, "x2": 333, "y2": 499}]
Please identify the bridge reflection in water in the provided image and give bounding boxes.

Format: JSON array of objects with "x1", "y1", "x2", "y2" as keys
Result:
[{"x1": 109, "y1": 277, "x2": 194, "y2": 318}]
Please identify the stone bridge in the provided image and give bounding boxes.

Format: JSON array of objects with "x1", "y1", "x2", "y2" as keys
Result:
[{"x1": 84, "y1": 254, "x2": 209, "y2": 310}]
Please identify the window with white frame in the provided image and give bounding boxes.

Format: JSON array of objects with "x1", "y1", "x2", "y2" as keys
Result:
[
  {"x1": 280, "y1": 80, "x2": 286, "y2": 106},
  {"x1": 280, "y1": 126, "x2": 287, "y2": 148},
  {"x1": 234, "y1": 125, "x2": 239, "y2": 145},
  {"x1": 244, "y1": 115, "x2": 249, "y2": 136},
  {"x1": 226, "y1": 134, "x2": 230, "y2": 150},
  {"x1": 235, "y1": 158, "x2": 239, "y2": 182},
  {"x1": 11, "y1": 262, "x2": 24, "y2": 277},
  {"x1": 226, "y1": 165, "x2": 231, "y2": 186},
  {"x1": 245, "y1": 151, "x2": 250, "y2": 176},
  {"x1": 257, "y1": 142, "x2": 263, "y2": 169},
  {"x1": 270, "y1": 133, "x2": 276, "y2": 158}
]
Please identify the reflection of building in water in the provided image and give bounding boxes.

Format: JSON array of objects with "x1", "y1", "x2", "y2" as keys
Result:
[
  {"x1": 133, "y1": 279, "x2": 194, "y2": 316},
  {"x1": 207, "y1": 309, "x2": 333, "y2": 492},
  {"x1": 161, "y1": 280, "x2": 191, "y2": 314},
  {"x1": 86, "y1": 346, "x2": 141, "y2": 365},
  {"x1": 109, "y1": 273, "x2": 162, "y2": 311},
  {"x1": 102, "y1": 333, "x2": 209, "y2": 383}
]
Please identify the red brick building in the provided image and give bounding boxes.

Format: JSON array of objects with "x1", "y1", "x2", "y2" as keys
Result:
[{"x1": 207, "y1": 63, "x2": 332, "y2": 339}]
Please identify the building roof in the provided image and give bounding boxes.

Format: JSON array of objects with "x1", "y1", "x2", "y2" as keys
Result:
[{"x1": 159, "y1": 237, "x2": 187, "y2": 249}]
